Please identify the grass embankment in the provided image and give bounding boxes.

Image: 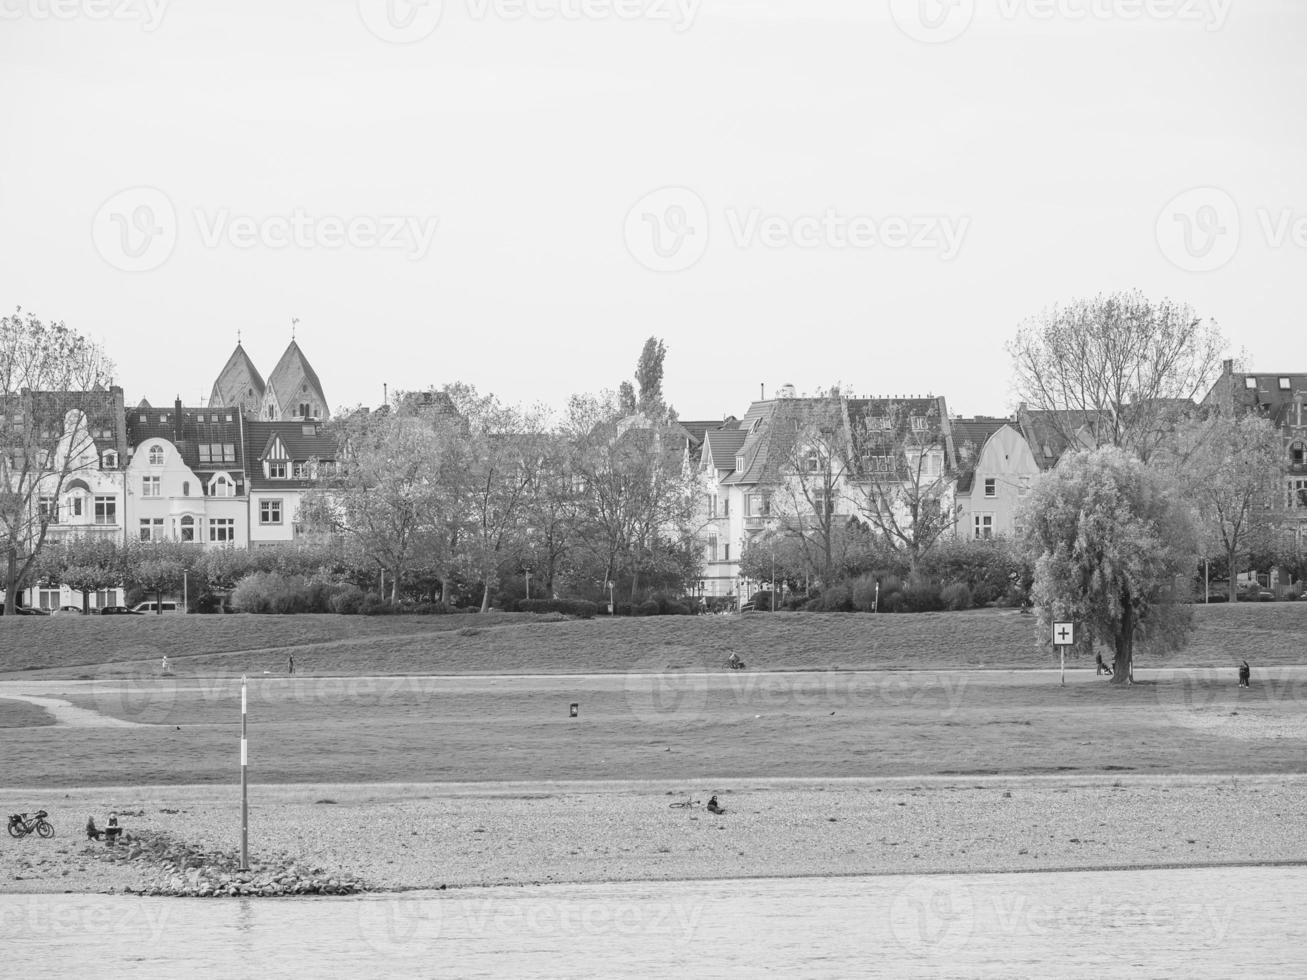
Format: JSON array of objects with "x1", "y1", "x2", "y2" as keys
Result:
[{"x1": 1, "y1": 601, "x2": 1304, "y2": 678}]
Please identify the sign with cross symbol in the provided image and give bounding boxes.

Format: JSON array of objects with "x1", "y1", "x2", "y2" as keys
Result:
[{"x1": 1053, "y1": 622, "x2": 1075, "y2": 647}]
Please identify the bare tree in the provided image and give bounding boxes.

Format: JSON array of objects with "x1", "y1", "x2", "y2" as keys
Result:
[
  {"x1": 849, "y1": 401, "x2": 958, "y2": 572},
  {"x1": 1008, "y1": 291, "x2": 1225, "y2": 462},
  {"x1": 0, "y1": 309, "x2": 114, "y2": 614}
]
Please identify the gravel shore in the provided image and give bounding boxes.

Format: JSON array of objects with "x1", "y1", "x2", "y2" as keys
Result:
[{"x1": 4, "y1": 774, "x2": 1305, "y2": 895}]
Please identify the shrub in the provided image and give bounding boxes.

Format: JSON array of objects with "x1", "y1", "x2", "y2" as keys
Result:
[
  {"x1": 359, "y1": 593, "x2": 393, "y2": 616},
  {"x1": 902, "y1": 579, "x2": 945, "y2": 613},
  {"x1": 615, "y1": 602, "x2": 633, "y2": 617},
  {"x1": 664, "y1": 602, "x2": 691, "y2": 616},
  {"x1": 637, "y1": 599, "x2": 661, "y2": 617},
  {"x1": 515, "y1": 598, "x2": 597, "y2": 618},
  {"x1": 879, "y1": 591, "x2": 907, "y2": 613},
  {"x1": 231, "y1": 572, "x2": 307, "y2": 614},
  {"x1": 817, "y1": 583, "x2": 854, "y2": 612},
  {"x1": 941, "y1": 582, "x2": 973, "y2": 611},
  {"x1": 330, "y1": 585, "x2": 366, "y2": 615},
  {"x1": 851, "y1": 575, "x2": 878, "y2": 612}
]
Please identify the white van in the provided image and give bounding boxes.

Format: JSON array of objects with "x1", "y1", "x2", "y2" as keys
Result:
[{"x1": 131, "y1": 601, "x2": 183, "y2": 615}]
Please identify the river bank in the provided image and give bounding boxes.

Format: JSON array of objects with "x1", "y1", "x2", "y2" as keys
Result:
[{"x1": 3, "y1": 774, "x2": 1304, "y2": 895}]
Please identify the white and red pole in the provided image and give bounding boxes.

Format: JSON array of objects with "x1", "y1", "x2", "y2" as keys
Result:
[{"x1": 240, "y1": 673, "x2": 249, "y2": 871}]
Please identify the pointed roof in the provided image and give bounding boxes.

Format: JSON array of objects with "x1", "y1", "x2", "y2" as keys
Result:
[
  {"x1": 210, "y1": 343, "x2": 266, "y2": 412},
  {"x1": 264, "y1": 340, "x2": 328, "y2": 420}
]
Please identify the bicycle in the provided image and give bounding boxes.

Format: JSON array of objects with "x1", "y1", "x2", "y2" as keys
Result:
[
  {"x1": 668, "y1": 798, "x2": 702, "y2": 809},
  {"x1": 8, "y1": 810, "x2": 54, "y2": 839}
]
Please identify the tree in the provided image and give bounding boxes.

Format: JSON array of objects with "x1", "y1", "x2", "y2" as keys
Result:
[
  {"x1": 443, "y1": 385, "x2": 547, "y2": 612},
  {"x1": 301, "y1": 404, "x2": 460, "y2": 604},
  {"x1": 1019, "y1": 446, "x2": 1197, "y2": 683},
  {"x1": 849, "y1": 401, "x2": 959, "y2": 571},
  {"x1": 38, "y1": 537, "x2": 123, "y2": 612},
  {"x1": 1178, "y1": 411, "x2": 1284, "y2": 601},
  {"x1": 1008, "y1": 291, "x2": 1224, "y2": 462},
  {"x1": 519, "y1": 432, "x2": 583, "y2": 599},
  {"x1": 765, "y1": 395, "x2": 854, "y2": 586},
  {"x1": 0, "y1": 309, "x2": 114, "y2": 614},
  {"x1": 634, "y1": 337, "x2": 668, "y2": 418}
]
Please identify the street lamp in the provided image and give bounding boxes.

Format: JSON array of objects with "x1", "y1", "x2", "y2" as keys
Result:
[
  {"x1": 525, "y1": 568, "x2": 531, "y2": 601},
  {"x1": 606, "y1": 580, "x2": 614, "y2": 616}
]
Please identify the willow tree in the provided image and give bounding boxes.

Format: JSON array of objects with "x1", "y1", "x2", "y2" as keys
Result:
[{"x1": 1019, "y1": 446, "x2": 1197, "y2": 683}]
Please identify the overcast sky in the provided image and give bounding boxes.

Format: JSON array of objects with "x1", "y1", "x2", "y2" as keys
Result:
[{"x1": 2, "y1": 0, "x2": 1304, "y2": 422}]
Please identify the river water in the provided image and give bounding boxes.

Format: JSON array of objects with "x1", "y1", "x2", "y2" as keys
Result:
[{"x1": 3, "y1": 866, "x2": 1303, "y2": 978}]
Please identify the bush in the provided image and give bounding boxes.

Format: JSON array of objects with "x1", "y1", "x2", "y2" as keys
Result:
[
  {"x1": 920, "y1": 540, "x2": 1022, "y2": 607},
  {"x1": 902, "y1": 579, "x2": 945, "y2": 613},
  {"x1": 358, "y1": 593, "x2": 393, "y2": 616},
  {"x1": 940, "y1": 582, "x2": 973, "y2": 611},
  {"x1": 879, "y1": 591, "x2": 907, "y2": 613},
  {"x1": 664, "y1": 602, "x2": 691, "y2": 616},
  {"x1": 637, "y1": 599, "x2": 661, "y2": 617},
  {"x1": 515, "y1": 598, "x2": 598, "y2": 618},
  {"x1": 615, "y1": 602, "x2": 633, "y2": 617},
  {"x1": 330, "y1": 585, "x2": 366, "y2": 615},
  {"x1": 232, "y1": 572, "x2": 308, "y2": 614},
  {"x1": 816, "y1": 583, "x2": 854, "y2": 612}
]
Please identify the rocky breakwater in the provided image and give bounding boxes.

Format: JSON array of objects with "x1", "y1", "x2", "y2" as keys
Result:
[{"x1": 90, "y1": 832, "x2": 367, "y2": 897}]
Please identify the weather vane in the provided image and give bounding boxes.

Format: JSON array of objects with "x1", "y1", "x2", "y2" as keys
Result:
[{"x1": 291, "y1": 316, "x2": 300, "y2": 340}]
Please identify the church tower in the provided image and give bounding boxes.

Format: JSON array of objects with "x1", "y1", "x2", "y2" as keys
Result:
[
  {"x1": 260, "y1": 339, "x2": 329, "y2": 421},
  {"x1": 209, "y1": 342, "x2": 266, "y2": 417}
]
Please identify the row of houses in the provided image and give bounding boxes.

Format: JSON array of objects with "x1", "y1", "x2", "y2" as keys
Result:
[
  {"x1": 11, "y1": 341, "x2": 336, "y2": 610},
  {"x1": 679, "y1": 361, "x2": 1307, "y2": 598}
]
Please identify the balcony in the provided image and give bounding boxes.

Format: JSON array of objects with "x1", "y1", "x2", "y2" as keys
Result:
[{"x1": 744, "y1": 516, "x2": 769, "y2": 530}]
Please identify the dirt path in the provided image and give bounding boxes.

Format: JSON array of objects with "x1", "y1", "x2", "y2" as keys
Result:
[{"x1": 0, "y1": 694, "x2": 143, "y2": 729}]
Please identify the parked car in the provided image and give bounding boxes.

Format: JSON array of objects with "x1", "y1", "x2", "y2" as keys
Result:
[
  {"x1": 1238, "y1": 589, "x2": 1275, "y2": 602},
  {"x1": 130, "y1": 601, "x2": 182, "y2": 615},
  {"x1": 55, "y1": 605, "x2": 85, "y2": 615},
  {"x1": 98, "y1": 605, "x2": 144, "y2": 616},
  {"x1": 1201, "y1": 592, "x2": 1229, "y2": 603},
  {"x1": 0, "y1": 605, "x2": 50, "y2": 615},
  {"x1": 741, "y1": 590, "x2": 775, "y2": 612}
]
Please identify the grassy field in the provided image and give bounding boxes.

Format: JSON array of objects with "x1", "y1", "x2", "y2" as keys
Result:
[
  {"x1": 5, "y1": 666, "x2": 1306, "y2": 787},
  {"x1": 2, "y1": 602, "x2": 1307, "y2": 678}
]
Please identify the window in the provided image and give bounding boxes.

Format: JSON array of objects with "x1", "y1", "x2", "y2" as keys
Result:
[
  {"x1": 1018, "y1": 475, "x2": 1031, "y2": 496},
  {"x1": 209, "y1": 518, "x2": 235, "y2": 543},
  {"x1": 865, "y1": 454, "x2": 893, "y2": 474},
  {"x1": 298, "y1": 403, "x2": 310, "y2": 418},
  {"x1": 180, "y1": 515, "x2": 195, "y2": 542},
  {"x1": 1292, "y1": 443, "x2": 1305, "y2": 466},
  {"x1": 746, "y1": 494, "x2": 771, "y2": 518},
  {"x1": 222, "y1": 444, "x2": 236, "y2": 463},
  {"x1": 806, "y1": 450, "x2": 819, "y2": 473},
  {"x1": 984, "y1": 478, "x2": 997, "y2": 498},
  {"x1": 260, "y1": 499, "x2": 283, "y2": 525},
  {"x1": 813, "y1": 490, "x2": 834, "y2": 517},
  {"x1": 38, "y1": 588, "x2": 60, "y2": 610},
  {"x1": 269, "y1": 462, "x2": 287, "y2": 479},
  {"x1": 870, "y1": 416, "x2": 891, "y2": 431},
  {"x1": 148, "y1": 445, "x2": 164, "y2": 465},
  {"x1": 707, "y1": 532, "x2": 718, "y2": 562},
  {"x1": 72, "y1": 496, "x2": 83, "y2": 517},
  {"x1": 142, "y1": 476, "x2": 161, "y2": 497},
  {"x1": 94, "y1": 496, "x2": 116, "y2": 525},
  {"x1": 182, "y1": 481, "x2": 190, "y2": 497},
  {"x1": 38, "y1": 496, "x2": 58, "y2": 522},
  {"x1": 139, "y1": 518, "x2": 164, "y2": 542},
  {"x1": 302, "y1": 424, "x2": 316, "y2": 437},
  {"x1": 708, "y1": 495, "x2": 717, "y2": 518},
  {"x1": 139, "y1": 413, "x2": 147, "y2": 422},
  {"x1": 724, "y1": 543, "x2": 730, "y2": 561},
  {"x1": 974, "y1": 514, "x2": 994, "y2": 540},
  {"x1": 723, "y1": 499, "x2": 730, "y2": 518},
  {"x1": 1281, "y1": 378, "x2": 1292, "y2": 390},
  {"x1": 910, "y1": 416, "x2": 927, "y2": 431},
  {"x1": 1244, "y1": 377, "x2": 1258, "y2": 390},
  {"x1": 292, "y1": 462, "x2": 308, "y2": 479},
  {"x1": 1292, "y1": 480, "x2": 1307, "y2": 509},
  {"x1": 198, "y1": 444, "x2": 211, "y2": 463},
  {"x1": 735, "y1": 457, "x2": 744, "y2": 472},
  {"x1": 101, "y1": 451, "x2": 117, "y2": 469},
  {"x1": 160, "y1": 414, "x2": 168, "y2": 424}
]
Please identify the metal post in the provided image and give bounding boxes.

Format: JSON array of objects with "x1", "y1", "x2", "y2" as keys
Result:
[
  {"x1": 182, "y1": 570, "x2": 188, "y2": 613},
  {"x1": 1060, "y1": 648, "x2": 1065, "y2": 687},
  {"x1": 240, "y1": 674, "x2": 248, "y2": 871},
  {"x1": 1204, "y1": 559, "x2": 1209, "y2": 604}
]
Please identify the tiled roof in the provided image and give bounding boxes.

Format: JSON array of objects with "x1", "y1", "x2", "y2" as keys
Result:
[
  {"x1": 702, "y1": 429, "x2": 747, "y2": 472},
  {"x1": 26, "y1": 387, "x2": 128, "y2": 459},
  {"x1": 126, "y1": 403, "x2": 247, "y2": 474},
  {"x1": 210, "y1": 342, "x2": 266, "y2": 411},
  {"x1": 242, "y1": 420, "x2": 338, "y2": 491},
  {"x1": 266, "y1": 340, "x2": 327, "y2": 418}
]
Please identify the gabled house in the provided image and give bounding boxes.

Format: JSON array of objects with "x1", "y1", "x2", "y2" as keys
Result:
[
  {"x1": 124, "y1": 399, "x2": 249, "y2": 547},
  {"x1": 243, "y1": 420, "x2": 338, "y2": 546},
  {"x1": 952, "y1": 419, "x2": 1040, "y2": 541}
]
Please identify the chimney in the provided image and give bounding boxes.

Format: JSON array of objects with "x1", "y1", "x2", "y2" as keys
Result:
[
  {"x1": 1222, "y1": 358, "x2": 1234, "y2": 374},
  {"x1": 174, "y1": 396, "x2": 184, "y2": 443}
]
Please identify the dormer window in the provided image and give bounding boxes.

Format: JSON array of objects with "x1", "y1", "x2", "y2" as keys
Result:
[
  {"x1": 735, "y1": 457, "x2": 744, "y2": 472},
  {"x1": 148, "y1": 445, "x2": 164, "y2": 465},
  {"x1": 268, "y1": 461, "x2": 287, "y2": 479},
  {"x1": 101, "y1": 451, "x2": 118, "y2": 469},
  {"x1": 1245, "y1": 377, "x2": 1258, "y2": 389},
  {"x1": 1281, "y1": 378, "x2": 1292, "y2": 391}
]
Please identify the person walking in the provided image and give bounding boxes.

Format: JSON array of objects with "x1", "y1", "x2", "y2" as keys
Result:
[
  {"x1": 1239, "y1": 659, "x2": 1251, "y2": 688},
  {"x1": 161, "y1": 654, "x2": 169, "y2": 675},
  {"x1": 288, "y1": 653, "x2": 295, "y2": 675},
  {"x1": 1095, "y1": 653, "x2": 1112, "y2": 677}
]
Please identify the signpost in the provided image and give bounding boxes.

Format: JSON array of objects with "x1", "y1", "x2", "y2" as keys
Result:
[
  {"x1": 1053, "y1": 622, "x2": 1075, "y2": 687},
  {"x1": 240, "y1": 673, "x2": 249, "y2": 871}
]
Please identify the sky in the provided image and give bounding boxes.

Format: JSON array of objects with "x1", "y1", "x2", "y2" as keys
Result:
[{"x1": 2, "y1": 0, "x2": 1304, "y2": 422}]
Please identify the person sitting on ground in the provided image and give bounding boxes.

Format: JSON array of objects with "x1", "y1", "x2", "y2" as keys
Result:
[
  {"x1": 1096, "y1": 653, "x2": 1112, "y2": 677},
  {"x1": 707, "y1": 794, "x2": 726, "y2": 815},
  {"x1": 1239, "y1": 659, "x2": 1251, "y2": 688},
  {"x1": 86, "y1": 816, "x2": 101, "y2": 841}
]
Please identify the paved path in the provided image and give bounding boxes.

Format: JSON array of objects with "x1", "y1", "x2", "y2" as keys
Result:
[{"x1": 0, "y1": 693, "x2": 144, "y2": 728}]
